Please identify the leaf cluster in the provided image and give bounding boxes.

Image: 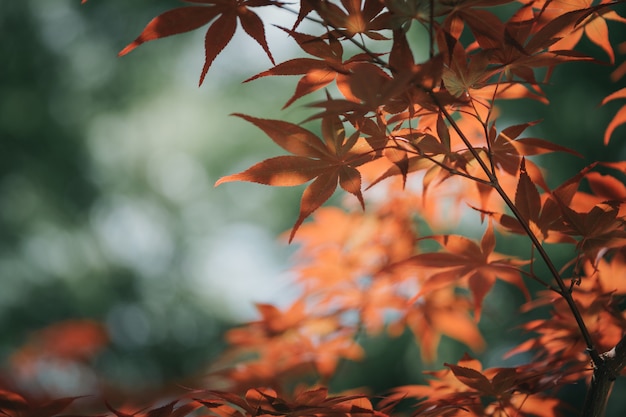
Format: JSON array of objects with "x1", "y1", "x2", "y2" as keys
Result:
[{"x1": 16, "y1": 1, "x2": 626, "y2": 417}]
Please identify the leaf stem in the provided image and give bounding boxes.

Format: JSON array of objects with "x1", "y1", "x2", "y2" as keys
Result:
[
  {"x1": 518, "y1": 269, "x2": 559, "y2": 293},
  {"x1": 389, "y1": 141, "x2": 492, "y2": 185}
]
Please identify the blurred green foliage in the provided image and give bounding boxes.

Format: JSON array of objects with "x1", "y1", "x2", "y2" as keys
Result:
[{"x1": 0, "y1": 0, "x2": 298, "y2": 397}]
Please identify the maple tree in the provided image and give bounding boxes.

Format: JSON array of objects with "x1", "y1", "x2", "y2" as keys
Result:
[{"x1": 4, "y1": 0, "x2": 626, "y2": 416}]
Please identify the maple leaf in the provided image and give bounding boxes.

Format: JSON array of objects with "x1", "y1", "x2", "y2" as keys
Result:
[
  {"x1": 119, "y1": 0, "x2": 277, "y2": 85},
  {"x1": 444, "y1": 362, "x2": 495, "y2": 395},
  {"x1": 601, "y1": 87, "x2": 626, "y2": 144},
  {"x1": 475, "y1": 4, "x2": 599, "y2": 85},
  {"x1": 386, "y1": 354, "x2": 561, "y2": 417},
  {"x1": 406, "y1": 221, "x2": 529, "y2": 321},
  {"x1": 306, "y1": 63, "x2": 400, "y2": 120},
  {"x1": 362, "y1": 106, "x2": 504, "y2": 200},
  {"x1": 586, "y1": 171, "x2": 626, "y2": 201},
  {"x1": 444, "y1": 360, "x2": 564, "y2": 417},
  {"x1": 536, "y1": 165, "x2": 626, "y2": 261},
  {"x1": 365, "y1": 109, "x2": 480, "y2": 192},
  {"x1": 440, "y1": 34, "x2": 496, "y2": 99},
  {"x1": 200, "y1": 387, "x2": 375, "y2": 417},
  {"x1": 557, "y1": 200, "x2": 626, "y2": 263},
  {"x1": 582, "y1": 249, "x2": 626, "y2": 294},
  {"x1": 433, "y1": 0, "x2": 518, "y2": 44},
  {"x1": 255, "y1": 302, "x2": 308, "y2": 336},
  {"x1": 245, "y1": 29, "x2": 377, "y2": 108},
  {"x1": 308, "y1": 53, "x2": 445, "y2": 123},
  {"x1": 365, "y1": 133, "x2": 460, "y2": 195},
  {"x1": 436, "y1": 26, "x2": 553, "y2": 107},
  {"x1": 226, "y1": 301, "x2": 313, "y2": 348},
  {"x1": 451, "y1": 8, "x2": 507, "y2": 52},
  {"x1": 432, "y1": 0, "x2": 594, "y2": 96},
  {"x1": 539, "y1": 0, "x2": 626, "y2": 63},
  {"x1": 419, "y1": 115, "x2": 473, "y2": 194},
  {"x1": 495, "y1": 158, "x2": 575, "y2": 243},
  {"x1": 488, "y1": 122, "x2": 581, "y2": 179},
  {"x1": 509, "y1": 285, "x2": 626, "y2": 375},
  {"x1": 291, "y1": 0, "x2": 317, "y2": 30},
  {"x1": 216, "y1": 114, "x2": 375, "y2": 241},
  {"x1": 396, "y1": 287, "x2": 485, "y2": 362},
  {"x1": 290, "y1": 202, "x2": 418, "y2": 325},
  {"x1": 313, "y1": 0, "x2": 391, "y2": 39},
  {"x1": 221, "y1": 298, "x2": 364, "y2": 385}
]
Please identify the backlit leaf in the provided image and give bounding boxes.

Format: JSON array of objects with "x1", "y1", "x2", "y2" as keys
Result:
[
  {"x1": 215, "y1": 156, "x2": 332, "y2": 186},
  {"x1": 118, "y1": 7, "x2": 219, "y2": 57},
  {"x1": 604, "y1": 104, "x2": 626, "y2": 145},
  {"x1": 200, "y1": 12, "x2": 238, "y2": 85},
  {"x1": 515, "y1": 158, "x2": 542, "y2": 226},
  {"x1": 217, "y1": 115, "x2": 373, "y2": 241},
  {"x1": 120, "y1": 1, "x2": 276, "y2": 85},
  {"x1": 233, "y1": 114, "x2": 329, "y2": 158},
  {"x1": 444, "y1": 363, "x2": 493, "y2": 394},
  {"x1": 586, "y1": 172, "x2": 626, "y2": 200}
]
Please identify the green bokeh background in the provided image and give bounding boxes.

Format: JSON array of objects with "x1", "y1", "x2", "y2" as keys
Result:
[{"x1": 1, "y1": 0, "x2": 625, "y2": 414}]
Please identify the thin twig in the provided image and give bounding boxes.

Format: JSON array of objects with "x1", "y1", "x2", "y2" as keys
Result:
[
  {"x1": 389, "y1": 140, "x2": 492, "y2": 185},
  {"x1": 428, "y1": 92, "x2": 601, "y2": 365}
]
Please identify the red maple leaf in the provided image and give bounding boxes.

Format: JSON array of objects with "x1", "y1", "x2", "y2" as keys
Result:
[
  {"x1": 313, "y1": 0, "x2": 391, "y2": 39},
  {"x1": 495, "y1": 158, "x2": 576, "y2": 243},
  {"x1": 216, "y1": 114, "x2": 375, "y2": 241},
  {"x1": 538, "y1": 0, "x2": 626, "y2": 63},
  {"x1": 118, "y1": 0, "x2": 277, "y2": 85},
  {"x1": 245, "y1": 29, "x2": 378, "y2": 108}
]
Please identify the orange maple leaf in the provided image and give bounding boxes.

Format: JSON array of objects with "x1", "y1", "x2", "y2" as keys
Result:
[
  {"x1": 539, "y1": 0, "x2": 626, "y2": 63},
  {"x1": 510, "y1": 286, "x2": 626, "y2": 377},
  {"x1": 199, "y1": 386, "x2": 378, "y2": 417},
  {"x1": 246, "y1": 29, "x2": 383, "y2": 108},
  {"x1": 313, "y1": 0, "x2": 391, "y2": 39},
  {"x1": 558, "y1": 200, "x2": 626, "y2": 263},
  {"x1": 393, "y1": 287, "x2": 485, "y2": 362},
  {"x1": 495, "y1": 158, "x2": 573, "y2": 243},
  {"x1": 488, "y1": 123, "x2": 581, "y2": 178},
  {"x1": 601, "y1": 87, "x2": 626, "y2": 145},
  {"x1": 475, "y1": 3, "x2": 599, "y2": 85},
  {"x1": 386, "y1": 354, "x2": 562, "y2": 417},
  {"x1": 407, "y1": 221, "x2": 529, "y2": 321},
  {"x1": 118, "y1": 0, "x2": 276, "y2": 85},
  {"x1": 216, "y1": 114, "x2": 375, "y2": 241}
]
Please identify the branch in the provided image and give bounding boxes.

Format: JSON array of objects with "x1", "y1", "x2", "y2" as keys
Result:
[
  {"x1": 582, "y1": 334, "x2": 626, "y2": 417},
  {"x1": 426, "y1": 92, "x2": 602, "y2": 364},
  {"x1": 389, "y1": 140, "x2": 492, "y2": 185}
]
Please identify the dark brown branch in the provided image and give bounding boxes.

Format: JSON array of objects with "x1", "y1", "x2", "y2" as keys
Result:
[{"x1": 582, "y1": 334, "x2": 626, "y2": 417}]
